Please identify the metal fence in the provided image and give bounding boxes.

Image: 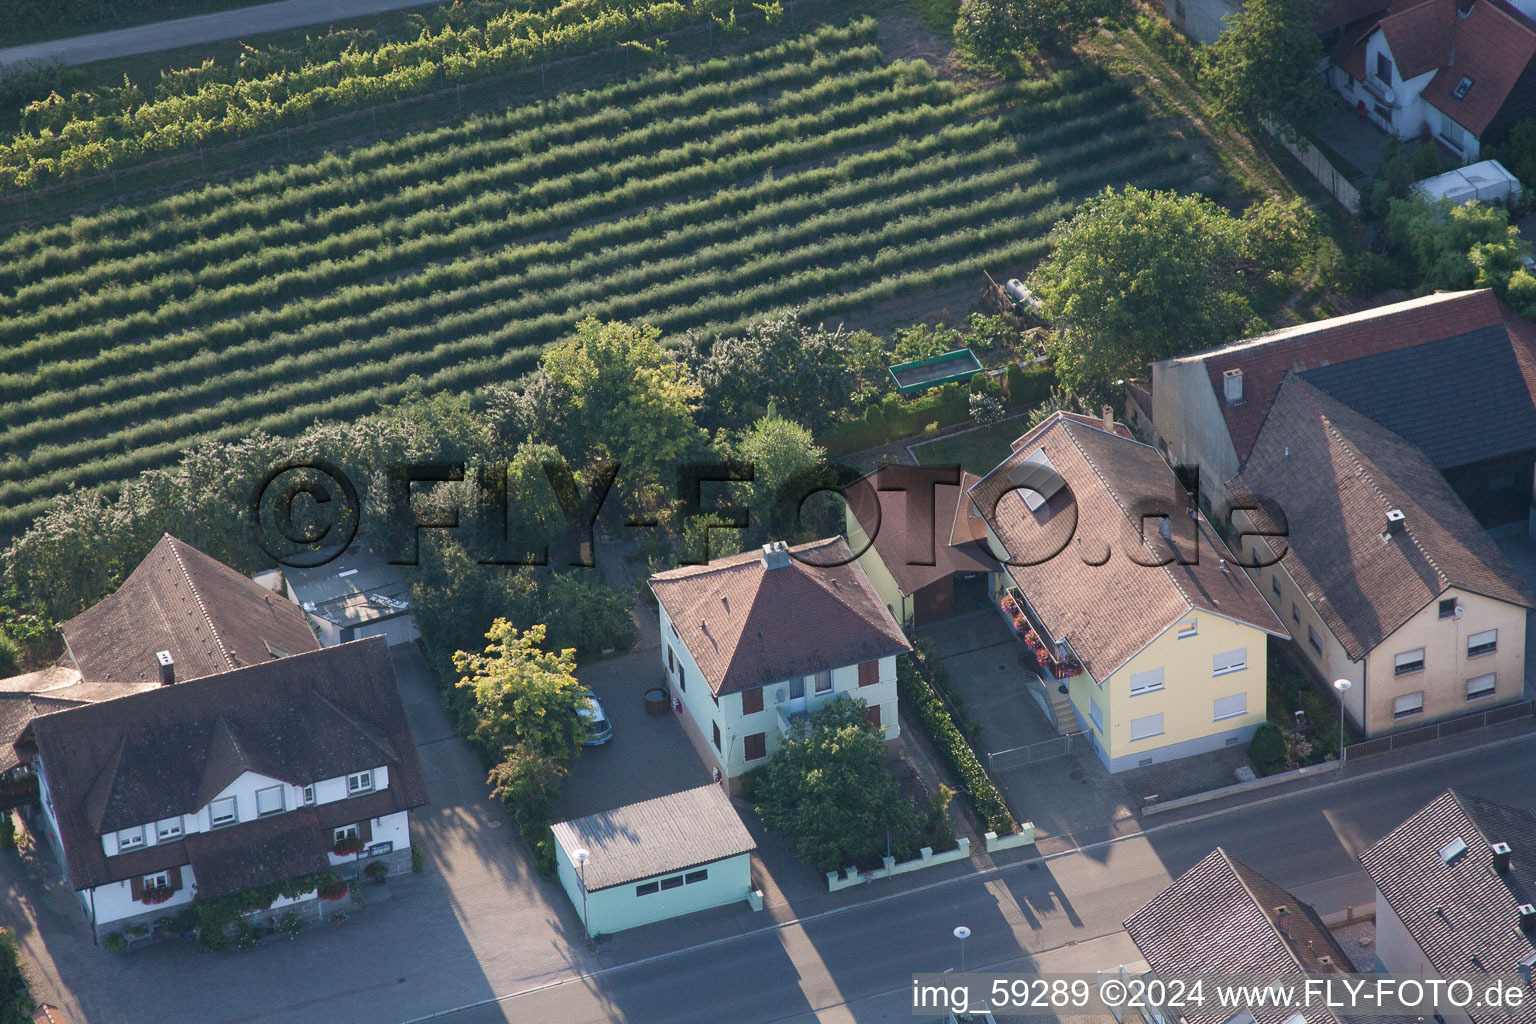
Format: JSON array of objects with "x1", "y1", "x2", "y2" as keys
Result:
[
  {"x1": 986, "y1": 731, "x2": 1089, "y2": 771},
  {"x1": 1342, "y1": 699, "x2": 1535, "y2": 764}
]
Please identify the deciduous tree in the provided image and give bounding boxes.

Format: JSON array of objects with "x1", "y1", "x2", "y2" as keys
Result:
[{"x1": 1198, "y1": 0, "x2": 1334, "y2": 141}]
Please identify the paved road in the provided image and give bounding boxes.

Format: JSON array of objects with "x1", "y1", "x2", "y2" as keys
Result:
[
  {"x1": 0, "y1": 0, "x2": 439, "y2": 70},
  {"x1": 416, "y1": 730, "x2": 1536, "y2": 1024}
]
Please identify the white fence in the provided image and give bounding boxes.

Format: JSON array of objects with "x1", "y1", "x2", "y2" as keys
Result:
[
  {"x1": 826, "y1": 838, "x2": 971, "y2": 892},
  {"x1": 1267, "y1": 124, "x2": 1361, "y2": 213}
]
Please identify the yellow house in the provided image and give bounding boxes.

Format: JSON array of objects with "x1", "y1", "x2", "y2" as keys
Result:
[
  {"x1": 968, "y1": 412, "x2": 1289, "y2": 773},
  {"x1": 1229, "y1": 379, "x2": 1534, "y2": 737}
]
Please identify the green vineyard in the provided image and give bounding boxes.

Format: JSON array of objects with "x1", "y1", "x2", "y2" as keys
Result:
[{"x1": 0, "y1": 17, "x2": 1198, "y2": 536}]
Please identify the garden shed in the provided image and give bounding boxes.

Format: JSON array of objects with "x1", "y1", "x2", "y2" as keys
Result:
[{"x1": 551, "y1": 785, "x2": 756, "y2": 938}]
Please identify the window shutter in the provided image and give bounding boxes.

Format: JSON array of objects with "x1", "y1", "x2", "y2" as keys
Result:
[
  {"x1": 865, "y1": 705, "x2": 882, "y2": 729},
  {"x1": 359, "y1": 818, "x2": 373, "y2": 844},
  {"x1": 130, "y1": 875, "x2": 144, "y2": 901},
  {"x1": 858, "y1": 661, "x2": 879, "y2": 687},
  {"x1": 741, "y1": 688, "x2": 764, "y2": 715},
  {"x1": 168, "y1": 866, "x2": 184, "y2": 893}
]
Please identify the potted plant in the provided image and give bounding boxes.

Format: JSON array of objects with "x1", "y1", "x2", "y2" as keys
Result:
[
  {"x1": 317, "y1": 878, "x2": 348, "y2": 901},
  {"x1": 140, "y1": 885, "x2": 174, "y2": 906},
  {"x1": 364, "y1": 861, "x2": 389, "y2": 885},
  {"x1": 124, "y1": 922, "x2": 149, "y2": 939},
  {"x1": 332, "y1": 835, "x2": 365, "y2": 857}
]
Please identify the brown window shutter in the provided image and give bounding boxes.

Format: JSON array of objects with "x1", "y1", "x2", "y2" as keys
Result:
[
  {"x1": 130, "y1": 875, "x2": 144, "y2": 901},
  {"x1": 858, "y1": 661, "x2": 879, "y2": 686},
  {"x1": 359, "y1": 818, "x2": 373, "y2": 844},
  {"x1": 744, "y1": 733, "x2": 766, "y2": 761},
  {"x1": 741, "y1": 688, "x2": 764, "y2": 715},
  {"x1": 168, "y1": 866, "x2": 184, "y2": 893},
  {"x1": 865, "y1": 705, "x2": 882, "y2": 729}
]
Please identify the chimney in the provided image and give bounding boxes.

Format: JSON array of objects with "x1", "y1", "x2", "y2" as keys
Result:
[
  {"x1": 1101, "y1": 404, "x2": 1114, "y2": 432},
  {"x1": 1219, "y1": 558, "x2": 1230, "y2": 575},
  {"x1": 1223, "y1": 368, "x2": 1244, "y2": 405},
  {"x1": 1275, "y1": 905, "x2": 1291, "y2": 936},
  {"x1": 1491, "y1": 841, "x2": 1512, "y2": 874},
  {"x1": 760, "y1": 542, "x2": 791, "y2": 570},
  {"x1": 1317, "y1": 955, "x2": 1336, "y2": 973},
  {"x1": 156, "y1": 650, "x2": 175, "y2": 686},
  {"x1": 1521, "y1": 950, "x2": 1536, "y2": 986},
  {"x1": 1520, "y1": 903, "x2": 1536, "y2": 934},
  {"x1": 1386, "y1": 508, "x2": 1406, "y2": 536}
]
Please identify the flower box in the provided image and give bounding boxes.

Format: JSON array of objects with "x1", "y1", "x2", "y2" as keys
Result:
[
  {"x1": 332, "y1": 836, "x2": 365, "y2": 857},
  {"x1": 140, "y1": 886, "x2": 174, "y2": 906},
  {"x1": 317, "y1": 879, "x2": 348, "y2": 901}
]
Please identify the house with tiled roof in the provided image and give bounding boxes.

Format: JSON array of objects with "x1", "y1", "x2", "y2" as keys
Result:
[
  {"x1": 59, "y1": 533, "x2": 321, "y2": 686},
  {"x1": 843, "y1": 464, "x2": 1002, "y2": 629},
  {"x1": 1230, "y1": 379, "x2": 1532, "y2": 735},
  {"x1": 966, "y1": 412, "x2": 1288, "y2": 773},
  {"x1": 1360, "y1": 789, "x2": 1536, "y2": 1017},
  {"x1": 1125, "y1": 847, "x2": 1360, "y2": 1024},
  {"x1": 12, "y1": 638, "x2": 428, "y2": 940},
  {"x1": 1327, "y1": 0, "x2": 1536, "y2": 159},
  {"x1": 647, "y1": 538, "x2": 910, "y2": 790}
]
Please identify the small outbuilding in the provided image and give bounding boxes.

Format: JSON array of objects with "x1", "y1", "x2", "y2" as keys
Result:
[
  {"x1": 262, "y1": 543, "x2": 420, "y2": 647},
  {"x1": 1412, "y1": 159, "x2": 1523, "y2": 207},
  {"x1": 550, "y1": 785, "x2": 756, "y2": 938}
]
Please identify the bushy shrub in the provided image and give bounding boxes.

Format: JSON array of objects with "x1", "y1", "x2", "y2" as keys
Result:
[{"x1": 1249, "y1": 722, "x2": 1286, "y2": 774}]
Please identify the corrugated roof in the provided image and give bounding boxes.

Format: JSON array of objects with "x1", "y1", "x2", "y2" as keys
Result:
[
  {"x1": 648, "y1": 538, "x2": 911, "y2": 697},
  {"x1": 59, "y1": 534, "x2": 320, "y2": 685},
  {"x1": 550, "y1": 785, "x2": 756, "y2": 891},
  {"x1": 968, "y1": 414, "x2": 1286, "y2": 682},
  {"x1": 1228, "y1": 378, "x2": 1535, "y2": 659},
  {"x1": 1360, "y1": 789, "x2": 1536, "y2": 1015}
]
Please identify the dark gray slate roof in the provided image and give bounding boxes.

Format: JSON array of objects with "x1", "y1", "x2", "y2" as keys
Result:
[
  {"x1": 550, "y1": 784, "x2": 755, "y2": 891},
  {"x1": 1360, "y1": 789, "x2": 1536, "y2": 1016},
  {"x1": 1300, "y1": 326, "x2": 1536, "y2": 470},
  {"x1": 23, "y1": 638, "x2": 427, "y2": 891}
]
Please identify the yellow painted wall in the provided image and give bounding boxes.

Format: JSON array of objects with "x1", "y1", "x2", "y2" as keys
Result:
[{"x1": 845, "y1": 505, "x2": 912, "y2": 627}]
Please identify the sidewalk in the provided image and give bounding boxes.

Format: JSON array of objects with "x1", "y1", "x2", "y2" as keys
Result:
[{"x1": 0, "y1": 0, "x2": 438, "y2": 70}]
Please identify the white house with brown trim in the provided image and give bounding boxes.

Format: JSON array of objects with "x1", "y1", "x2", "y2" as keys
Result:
[{"x1": 648, "y1": 539, "x2": 911, "y2": 792}]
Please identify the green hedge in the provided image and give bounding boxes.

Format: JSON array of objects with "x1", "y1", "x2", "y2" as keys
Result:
[
  {"x1": 0, "y1": 929, "x2": 34, "y2": 1023},
  {"x1": 896, "y1": 647, "x2": 1017, "y2": 835},
  {"x1": 820, "y1": 381, "x2": 973, "y2": 455}
]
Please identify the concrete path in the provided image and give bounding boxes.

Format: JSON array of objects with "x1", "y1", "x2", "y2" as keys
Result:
[{"x1": 0, "y1": 0, "x2": 440, "y2": 71}]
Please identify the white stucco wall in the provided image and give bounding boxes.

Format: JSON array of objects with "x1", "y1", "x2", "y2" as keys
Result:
[{"x1": 555, "y1": 843, "x2": 752, "y2": 937}]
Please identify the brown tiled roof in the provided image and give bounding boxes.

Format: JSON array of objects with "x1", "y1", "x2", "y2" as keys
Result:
[
  {"x1": 22, "y1": 638, "x2": 427, "y2": 891},
  {"x1": 60, "y1": 534, "x2": 320, "y2": 685},
  {"x1": 1420, "y1": 0, "x2": 1536, "y2": 133},
  {"x1": 183, "y1": 808, "x2": 331, "y2": 900},
  {"x1": 844, "y1": 466, "x2": 1000, "y2": 597},
  {"x1": 0, "y1": 694, "x2": 83, "y2": 774},
  {"x1": 1379, "y1": 0, "x2": 1457, "y2": 77},
  {"x1": 968, "y1": 414, "x2": 1286, "y2": 682},
  {"x1": 648, "y1": 538, "x2": 911, "y2": 697},
  {"x1": 1165, "y1": 290, "x2": 1502, "y2": 464},
  {"x1": 1359, "y1": 789, "x2": 1536, "y2": 1019},
  {"x1": 550, "y1": 784, "x2": 756, "y2": 891},
  {"x1": 1228, "y1": 378, "x2": 1535, "y2": 660},
  {"x1": 1125, "y1": 847, "x2": 1354, "y2": 1024}
]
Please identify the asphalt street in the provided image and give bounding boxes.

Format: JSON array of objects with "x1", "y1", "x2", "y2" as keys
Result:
[{"x1": 416, "y1": 732, "x2": 1536, "y2": 1024}]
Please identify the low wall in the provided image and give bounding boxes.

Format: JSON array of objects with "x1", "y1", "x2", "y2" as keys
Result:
[
  {"x1": 1140, "y1": 760, "x2": 1340, "y2": 816},
  {"x1": 984, "y1": 823, "x2": 1037, "y2": 853},
  {"x1": 826, "y1": 837, "x2": 971, "y2": 892}
]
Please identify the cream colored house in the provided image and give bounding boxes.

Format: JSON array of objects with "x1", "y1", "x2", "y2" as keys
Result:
[
  {"x1": 648, "y1": 539, "x2": 910, "y2": 792},
  {"x1": 1231, "y1": 378, "x2": 1533, "y2": 737},
  {"x1": 968, "y1": 413, "x2": 1288, "y2": 773}
]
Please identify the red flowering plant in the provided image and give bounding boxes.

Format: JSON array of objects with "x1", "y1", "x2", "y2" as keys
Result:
[
  {"x1": 140, "y1": 885, "x2": 174, "y2": 906},
  {"x1": 332, "y1": 835, "x2": 365, "y2": 857},
  {"x1": 317, "y1": 879, "x2": 348, "y2": 901}
]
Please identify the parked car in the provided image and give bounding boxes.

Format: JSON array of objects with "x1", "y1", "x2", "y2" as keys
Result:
[{"x1": 580, "y1": 688, "x2": 612, "y2": 745}]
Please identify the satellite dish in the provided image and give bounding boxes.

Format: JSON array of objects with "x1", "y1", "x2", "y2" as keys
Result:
[
  {"x1": 1383, "y1": 88, "x2": 1397, "y2": 105},
  {"x1": 774, "y1": 688, "x2": 787, "y2": 704},
  {"x1": 1454, "y1": 603, "x2": 1465, "y2": 619}
]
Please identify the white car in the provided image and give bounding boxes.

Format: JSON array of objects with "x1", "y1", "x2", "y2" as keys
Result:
[{"x1": 580, "y1": 688, "x2": 612, "y2": 746}]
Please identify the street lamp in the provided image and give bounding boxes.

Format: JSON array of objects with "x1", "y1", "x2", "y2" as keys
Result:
[
  {"x1": 573, "y1": 847, "x2": 590, "y2": 940},
  {"x1": 954, "y1": 925, "x2": 971, "y2": 973},
  {"x1": 1332, "y1": 680, "x2": 1351, "y2": 769}
]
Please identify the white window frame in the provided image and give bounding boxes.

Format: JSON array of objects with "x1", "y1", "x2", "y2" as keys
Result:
[
  {"x1": 1129, "y1": 668, "x2": 1164, "y2": 696},
  {"x1": 333, "y1": 824, "x2": 360, "y2": 843},
  {"x1": 1130, "y1": 713, "x2": 1164, "y2": 742},
  {"x1": 156, "y1": 818, "x2": 182, "y2": 841},
  {"x1": 347, "y1": 770, "x2": 374, "y2": 794},
  {"x1": 1393, "y1": 691, "x2": 1424, "y2": 719},
  {"x1": 812, "y1": 670, "x2": 832, "y2": 694},
  {"x1": 1177, "y1": 620, "x2": 1197, "y2": 639},
  {"x1": 210, "y1": 797, "x2": 237, "y2": 828},
  {"x1": 117, "y1": 826, "x2": 145, "y2": 850},
  {"x1": 1467, "y1": 630, "x2": 1497, "y2": 658},
  {"x1": 255, "y1": 785, "x2": 285, "y2": 817},
  {"x1": 144, "y1": 870, "x2": 170, "y2": 890},
  {"x1": 1466, "y1": 673, "x2": 1496, "y2": 701},
  {"x1": 1213, "y1": 693, "x2": 1247, "y2": 722},
  {"x1": 1089, "y1": 698, "x2": 1103, "y2": 732},
  {"x1": 1394, "y1": 648, "x2": 1425, "y2": 675},
  {"x1": 1213, "y1": 648, "x2": 1247, "y2": 676},
  {"x1": 302, "y1": 784, "x2": 316, "y2": 806}
]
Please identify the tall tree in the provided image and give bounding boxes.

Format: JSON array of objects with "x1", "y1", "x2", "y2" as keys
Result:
[
  {"x1": 1028, "y1": 186, "x2": 1284, "y2": 391},
  {"x1": 753, "y1": 696, "x2": 915, "y2": 872},
  {"x1": 733, "y1": 413, "x2": 828, "y2": 542},
  {"x1": 955, "y1": 0, "x2": 1119, "y2": 71},
  {"x1": 682, "y1": 310, "x2": 856, "y2": 433},
  {"x1": 1387, "y1": 197, "x2": 1534, "y2": 294},
  {"x1": 1198, "y1": 0, "x2": 1334, "y2": 141},
  {"x1": 453, "y1": 620, "x2": 588, "y2": 766}
]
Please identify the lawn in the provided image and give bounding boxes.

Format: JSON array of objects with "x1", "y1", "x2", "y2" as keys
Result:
[
  {"x1": 0, "y1": 13, "x2": 1200, "y2": 538},
  {"x1": 909, "y1": 413, "x2": 1034, "y2": 475}
]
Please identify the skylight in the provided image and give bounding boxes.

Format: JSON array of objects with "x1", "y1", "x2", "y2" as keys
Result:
[
  {"x1": 1007, "y1": 449, "x2": 1064, "y2": 512},
  {"x1": 1452, "y1": 76, "x2": 1473, "y2": 100},
  {"x1": 1440, "y1": 837, "x2": 1468, "y2": 864}
]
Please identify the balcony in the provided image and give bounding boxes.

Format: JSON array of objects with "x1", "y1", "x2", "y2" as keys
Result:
[
  {"x1": 999, "y1": 586, "x2": 1083, "y2": 680},
  {"x1": 776, "y1": 708, "x2": 810, "y2": 738}
]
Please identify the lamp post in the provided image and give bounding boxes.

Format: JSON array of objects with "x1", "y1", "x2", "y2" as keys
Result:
[
  {"x1": 954, "y1": 925, "x2": 971, "y2": 973},
  {"x1": 573, "y1": 847, "x2": 590, "y2": 940},
  {"x1": 1332, "y1": 680, "x2": 1352, "y2": 769}
]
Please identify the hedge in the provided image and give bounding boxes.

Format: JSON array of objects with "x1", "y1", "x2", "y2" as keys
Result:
[{"x1": 896, "y1": 646, "x2": 1017, "y2": 835}]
